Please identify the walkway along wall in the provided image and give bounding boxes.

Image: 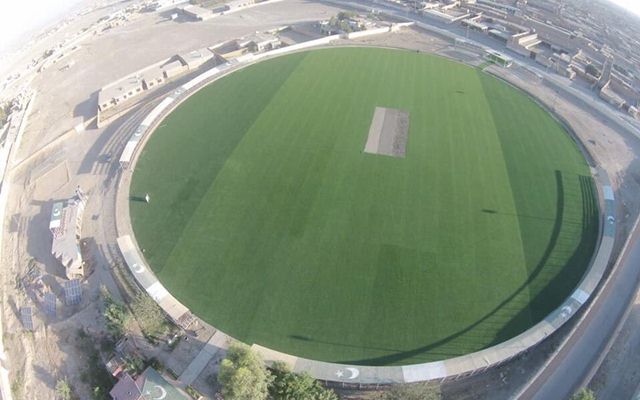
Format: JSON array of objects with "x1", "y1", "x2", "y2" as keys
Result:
[{"x1": 113, "y1": 38, "x2": 615, "y2": 385}]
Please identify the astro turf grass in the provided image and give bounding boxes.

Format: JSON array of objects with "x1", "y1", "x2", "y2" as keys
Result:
[{"x1": 130, "y1": 47, "x2": 599, "y2": 365}]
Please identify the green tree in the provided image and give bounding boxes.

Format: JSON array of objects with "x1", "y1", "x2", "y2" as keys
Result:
[
  {"x1": 92, "y1": 386, "x2": 107, "y2": 400},
  {"x1": 339, "y1": 19, "x2": 353, "y2": 33},
  {"x1": 571, "y1": 388, "x2": 596, "y2": 400},
  {"x1": 123, "y1": 355, "x2": 145, "y2": 375},
  {"x1": 336, "y1": 11, "x2": 356, "y2": 20},
  {"x1": 270, "y1": 362, "x2": 338, "y2": 400},
  {"x1": 218, "y1": 343, "x2": 272, "y2": 400},
  {"x1": 103, "y1": 295, "x2": 129, "y2": 338},
  {"x1": 55, "y1": 379, "x2": 73, "y2": 400},
  {"x1": 131, "y1": 292, "x2": 167, "y2": 338},
  {"x1": 377, "y1": 383, "x2": 441, "y2": 400}
]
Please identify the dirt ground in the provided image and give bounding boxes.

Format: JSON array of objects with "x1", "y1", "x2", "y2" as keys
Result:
[
  {"x1": 1, "y1": 1, "x2": 346, "y2": 399},
  {"x1": 3, "y1": 10, "x2": 640, "y2": 400}
]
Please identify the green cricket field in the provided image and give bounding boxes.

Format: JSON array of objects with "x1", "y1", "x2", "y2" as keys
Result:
[{"x1": 130, "y1": 47, "x2": 599, "y2": 365}]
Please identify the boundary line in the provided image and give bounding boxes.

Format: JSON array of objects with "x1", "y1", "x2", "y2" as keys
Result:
[{"x1": 111, "y1": 43, "x2": 615, "y2": 385}]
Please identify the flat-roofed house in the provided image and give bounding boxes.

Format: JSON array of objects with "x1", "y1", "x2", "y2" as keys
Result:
[
  {"x1": 177, "y1": 48, "x2": 214, "y2": 70},
  {"x1": 238, "y1": 32, "x2": 281, "y2": 53},
  {"x1": 50, "y1": 190, "x2": 87, "y2": 280},
  {"x1": 161, "y1": 60, "x2": 187, "y2": 79},
  {"x1": 98, "y1": 75, "x2": 144, "y2": 112},
  {"x1": 178, "y1": 4, "x2": 213, "y2": 21},
  {"x1": 210, "y1": 41, "x2": 248, "y2": 60},
  {"x1": 141, "y1": 68, "x2": 165, "y2": 90}
]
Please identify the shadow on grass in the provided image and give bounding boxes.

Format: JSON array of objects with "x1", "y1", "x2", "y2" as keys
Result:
[
  {"x1": 297, "y1": 171, "x2": 595, "y2": 366},
  {"x1": 130, "y1": 195, "x2": 147, "y2": 203}
]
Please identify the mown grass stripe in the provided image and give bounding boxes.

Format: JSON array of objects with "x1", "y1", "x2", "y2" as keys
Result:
[{"x1": 131, "y1": 48, "x2": 598, "y2": 364}]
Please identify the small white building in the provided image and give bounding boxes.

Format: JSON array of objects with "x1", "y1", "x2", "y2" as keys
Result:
[
  {"x1": 461, "y1": 17, "x2": 489, "y2": 32},
  {"x1": 178, "y1": 4, "x2": 213, "y2": 21},
  {"x1": 177, "y1": 48, "x2": 214, "y2": 70},
  {"x1": 210, "y1": 41, "x2": 248, "y2": 60},
  {"x1": 50, "y1": 189, "x2": 87, "y2": 280},
  {"x1": 162, "y1": 59, "x2": 187, "y2": 79},
  {"x1": 98, "y1": 75, "x2": 144, "y2": 112},
  {"x1": 238, "y1": 33, "x2": 281, "y2": 53},
  {"x1": 141, "y1": 67, "x2": 165, "y2": 90}
]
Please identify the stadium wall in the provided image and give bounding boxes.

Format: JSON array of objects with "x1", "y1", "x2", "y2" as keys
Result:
[
  {"x1": 346, "y1": 26, "x2": 391, "y2": 39},
  {"x1": 113, "y1": 42, "x2": 615, "y2": 385}
]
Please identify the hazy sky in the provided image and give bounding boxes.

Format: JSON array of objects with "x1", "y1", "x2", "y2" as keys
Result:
[
  {"x1": 611, "y1": 0, "x2": 640, "y2": 15},
  {"x1": 0, "y1": 0, "x2": 84, "y2": 52}
]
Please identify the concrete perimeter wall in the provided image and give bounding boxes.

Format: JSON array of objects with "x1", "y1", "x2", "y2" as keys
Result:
[{"x1": 113, "y1": 32, "x2": 616, "y2": 385}]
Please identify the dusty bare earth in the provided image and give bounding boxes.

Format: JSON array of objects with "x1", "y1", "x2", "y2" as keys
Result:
[
  {"x1": 2, "y1": 1, "x2": 351, "y2": 398},
  {"x1": 3, "y1": 9, "x2": 640, "y2": 400}
]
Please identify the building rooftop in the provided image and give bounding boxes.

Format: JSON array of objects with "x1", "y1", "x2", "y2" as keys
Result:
[
  {"x1": 162, "y1": 59, "x2": 185, "y2": 72},
  {"x1": 239, "y1": 32, "x2": 280, "y2": 46},
  {"x1": 177, "y1": 48, "x2": 214, "y2": 69},
  {"x1": 476, "y1": 0, "x2": 519, "y2": 13},
  {"x1": 462, "y1": 18, "x2": 489, "y2": 30},
  {"x1": 49, "y1": 202, "x2": 64, "y2": 230},
  {"x1": 211, "y1": 40, "x2": 247, "y2": 58},
  {"x1": 50, "y1": 195, "x2": 86, "y2": 279},
  {"x1": 488, "y1": 28, "x2": 512, "y2": 41},
  {"x1": 109, "y1": 373, "x2": 141, "y2": 400},
  {"x1": 98, "y1": 75, "x2": 144, "y2": 106},
  {"x1": 179, "y1": 4, "x2": 212, "y2": 20},
  {"x1": 140, "y1": 67, "x2": 164, "y2": 84},
  {"x1": 109, "y1": 368, "x2": 188, "y2": 400}
]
